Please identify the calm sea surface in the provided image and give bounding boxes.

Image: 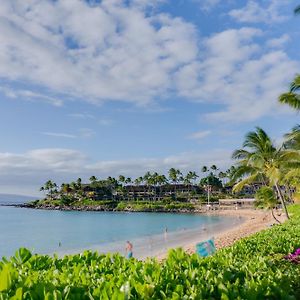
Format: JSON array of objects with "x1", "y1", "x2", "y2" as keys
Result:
[{"x1": 0, "y1": 206, "x2": 240, "y2": 258}]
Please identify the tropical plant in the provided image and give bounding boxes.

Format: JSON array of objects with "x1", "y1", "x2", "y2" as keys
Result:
[
  {"x1": 199, "y1": 173, "x2": 222, "y2": 190},
  {"x1": 255, "y1": 186, "x2": 281, "y2": 223},
  {"x1": 295, "y1": 5, "x2": 300, "y2": 15},
  {"x1": 231, "y1": 127, "x2": 300, "y2": 219},
  {"x1": 39, "y1": 180, "x2": 57, "y2": 200},
  {"x1": 279, "y1": 75, "x2": 300, "y2": 111}
]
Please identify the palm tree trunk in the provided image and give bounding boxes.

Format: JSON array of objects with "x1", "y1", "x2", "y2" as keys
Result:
[
  {"x1": 271, "y1": 208, "x2": 281, "y2": 224},
  {"x1": 275, "y1": 182, "x2": 289, "y2": 219}
]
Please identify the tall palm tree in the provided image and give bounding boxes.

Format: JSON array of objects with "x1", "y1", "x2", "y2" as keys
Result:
[
  {"x1": 143, "y1": 171, "x2": 153, "y2": 201},
  {"x1": 40, "y1": 180, "x2": 58, "y2": 200},
  {"x1": 231, "y1": 127, "x2": 300, "y2": 219},
  {"x1": 168, "y1": 168, "x2": 182, "y2": 199},
  {"x1": 279, "y1": 75, "x2": 300, "y2": 110}
]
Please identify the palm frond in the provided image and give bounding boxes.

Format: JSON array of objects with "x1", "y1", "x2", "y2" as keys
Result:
[
  {"x1": 265, "y1": 166, "x2": 281, "y2": 185},
  {"x1": 290, "y1": 75, "x2": 300, "y2": 91},
  {"x1": 295, "y1": 6, "x2": 300, "y2": 15},
  {"x1": 233, "y1": 173, "x2": 261, "y2": 192},
  {"x1": 284, "y1": 125, "x2": 300, "y2": 150},
  {"x1": 232, "y1": 149, "x2": 250, "y2": 160},
  {"x1": 230, "y1": 165, "x2": 256, "y2": 182},
  {"x1": 284, "y1": 169, "x2": 300, "y2": 181},
  {"x1": 255, "y1": 186, "x2": 278, "y2": 209},
  {"x1": 279, "y1": 92, "x2": 300, "y2": 110}
]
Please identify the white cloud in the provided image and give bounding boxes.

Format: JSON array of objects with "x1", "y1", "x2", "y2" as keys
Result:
[
  {"x1": 79, "y1": 128, "x2": 96, "y2": 138},
  {"x1": 98, "y1": 119, "x2": 114, "y2": 126},
  {"x1": 175, "y1": 27, "x2": 298, "y2": 122},
  {"x1": 68, "y1": 113, "x2": 95, "y2": 119},
  {"x1": 42, "y1": 132, "x2": 76, "y2": 139},
  {"x1": 42, "y1": 128, "x2": 96, "y2": 139},
  {"x1": 266, "y1": 34, "x2": 290, "y2": 49},
  {"x1": 0, "y1": 0, "x2": 198, "y2": 106},
  {"x1": 0, "y1": 148, "x2": 232, "y2": 195},
  {"x1": 229, "y1": 0, "x2": 290, "y2": 24},
  {"x1": 0, "y1": 86, "x2": 63, "y2": 107},
  {"x1": 194, "y1": 0, "x2": 221, "y2": 11},
  {"x1": 187, "y1": 130, "x2": 211, "y2": 140},
  {"x1": 0, "y1": 0, "x2": 297, "y2": 124}
]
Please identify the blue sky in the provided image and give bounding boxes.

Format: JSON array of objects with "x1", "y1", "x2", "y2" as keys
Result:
[{"x1": 0, "y1": 0, "x2": 299, "y2": 195}]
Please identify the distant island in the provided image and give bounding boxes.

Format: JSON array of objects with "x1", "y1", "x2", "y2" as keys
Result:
[{"x1": 24, "y1": 166, "x2": 258, "y2": 212}]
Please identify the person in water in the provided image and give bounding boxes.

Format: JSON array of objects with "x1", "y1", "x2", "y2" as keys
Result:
[{"x1": 126, "y1": 241, "x2": 133, "y2": 258}]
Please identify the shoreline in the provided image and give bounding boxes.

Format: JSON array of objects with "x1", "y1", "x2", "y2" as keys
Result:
[
  {"x1": 3, "y1": 205, "x2": 286, "y2": 260},
  {"x1": 181, "y1": 209, "x2": 286, "y2": 257}
]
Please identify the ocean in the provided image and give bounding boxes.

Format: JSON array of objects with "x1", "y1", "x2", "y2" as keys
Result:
[{"x1": 0, "y1": 205, "x2": 242, "y2": 259}]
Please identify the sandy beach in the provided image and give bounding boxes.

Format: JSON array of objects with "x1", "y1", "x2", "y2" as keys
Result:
[
  {"x1": 182, "y1": 208, "x2": 286, "y2": 256},
  {"x1": 152, "y1": 208, "x2": 286, "y2": 261}
]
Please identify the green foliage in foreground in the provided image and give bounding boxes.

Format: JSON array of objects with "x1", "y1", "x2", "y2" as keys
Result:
[{"x1": 1, "y1": 206, "x2": 300, "y2": 299}]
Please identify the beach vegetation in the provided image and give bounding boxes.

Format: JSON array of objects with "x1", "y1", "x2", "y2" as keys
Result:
[
  {"x1": 231, "y1": 127, "x2": 300, "y2": 219},
  {"x1": 254, "y1": 186, "x2": 281, "y2": 223}
]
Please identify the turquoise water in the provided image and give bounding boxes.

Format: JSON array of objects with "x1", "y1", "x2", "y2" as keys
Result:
[{"x1": 0, "y1": 206, "x2": 238, "y2": 258}]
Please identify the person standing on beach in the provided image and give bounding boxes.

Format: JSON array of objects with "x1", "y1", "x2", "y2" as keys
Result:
[{"x1": 126, "y1": 241, "x2": 133, "y2": 258}]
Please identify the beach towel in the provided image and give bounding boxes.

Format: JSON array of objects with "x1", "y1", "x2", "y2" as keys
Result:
[{"x1": 196, "y1": 238, "x2": 216, "y2": 257}]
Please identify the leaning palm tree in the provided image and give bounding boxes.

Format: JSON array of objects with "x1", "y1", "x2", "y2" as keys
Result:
[
  {"x1": 231, "y1": 127, "x2": 300, "y2": 219},
  {"x1": 255, "y1": 186, "x2": 281, "y2": 224},
  {"x1": 279, "y1": 75, "x2": 300, "y2": 110}
]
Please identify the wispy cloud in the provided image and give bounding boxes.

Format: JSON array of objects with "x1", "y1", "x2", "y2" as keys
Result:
[
  {"x1": 175, "y1": 27, "x2": 298, "y2": 122},
  {"x1": 266, "y1": 34, "x2": 290, "y2": 49},
  {"x1": 0, "y1": 0, "x2": 297, "y2": 123},
  {"x1": 0, "y1": 0, "x2": 198, "y2": 106},
  {"x1": 229, "y1": 0, "x2": 290, "y2": 24},
  {"x1": 187, "y1": 130, "x2": 211, "y2": 140},
  {"x1": 42, "y1": 132, "x2": 76, "y2": 139},
  {"x1": 68, "y1": 113, "x2": 95, "y2": 119},
  {"x1": 0, "y1": 86, "x2": 63, "y2": 107},
  {"x1": 42, "y1": 128, "x2": 96, "y2": 139},
  {"x1": 194, "y1": 0, "x2": 221, "y2": 12},
  {"x1": 98, "y1": 119, "x2": 114, "y2": 126},
  {"x1": 79, "y1": 128, "x2": 96, "y2": 138}
]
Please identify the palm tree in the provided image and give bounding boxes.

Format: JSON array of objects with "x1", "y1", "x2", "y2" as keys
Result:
[
  {"x1": 118, "y1": 175, "x2": 126, "y2": 186},
  {"x1": 89, "y1": 176, "x2": 97, "y2": 184},
  {"x1": 295, "y1": 5, "x2": 300, "y2": 15},
  {"x1": 202, "y1": 166, "x2": 216, "y2": 205},
  {"x1": 282, "y1": 126, "x2": 300, "y2": 201},
  {"x1": 168, "y1": 168, "x2": 182, "y2": 199},
  {"x1": 218, "y1": 171, "x2": 227, "y2": 185},
  {"x1": 40, "y1": 180, "x2": 58, "y2": 200},
  {"x1": 210, "y1": 165, "x2": 218, "y2": 174},
  {"x1": 255, "y1": 186, "x2": 281, "y2": 224},
  {"x1": 184, "y1": 171, "x2": 198, "y2": 197},
  {"x1": 279, "y1": 75, "x2": 300, "y2": 110},
  {"x1": 88, "y1": 176, "x2": 98, "y2": 198},
  {"x1": 231, "y1": 127, "x2": 300, "y2": 219},
  {"x1": 143, "y1": 171, "x2": 153, "y2": 201}
]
